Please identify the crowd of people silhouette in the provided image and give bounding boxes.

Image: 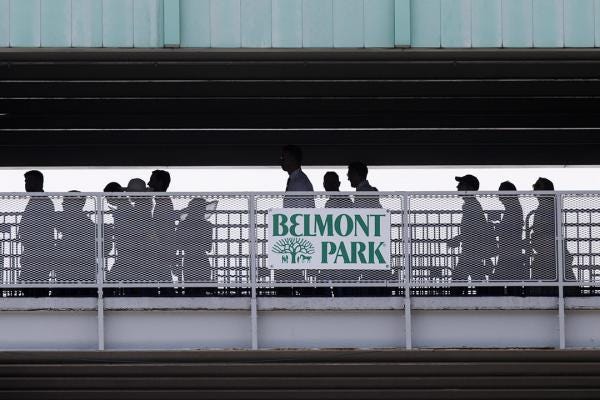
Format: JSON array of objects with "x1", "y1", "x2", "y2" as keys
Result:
[{"x1": 12, "y1": 145, "x2": 569, "y2": 297}]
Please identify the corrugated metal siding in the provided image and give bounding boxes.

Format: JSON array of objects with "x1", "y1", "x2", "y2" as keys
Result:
[
  {"x1": 411, "y1": 0, "x2": 600, "y2": 48},
  {"x1": 1, "y1": 0, "x2": 600, "y2": 48}
]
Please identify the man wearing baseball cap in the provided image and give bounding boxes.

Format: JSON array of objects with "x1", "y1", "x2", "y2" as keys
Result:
[{"x1": 448, "y1": 174, "x2": 497, "y2": 294}]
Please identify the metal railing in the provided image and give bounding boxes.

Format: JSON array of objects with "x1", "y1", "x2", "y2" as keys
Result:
[{"x1": 1, "y1": 191, "x2": 600, "y2": 290}]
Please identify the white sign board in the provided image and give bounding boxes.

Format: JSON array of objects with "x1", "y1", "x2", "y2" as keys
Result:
[{"x1": 267, "y1": 208, "x2": 391, "y2": 270}]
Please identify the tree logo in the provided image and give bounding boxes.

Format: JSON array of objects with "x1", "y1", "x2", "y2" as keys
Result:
[{"x1": 272, "y1": 238, "x2": 315, "y2": 264}]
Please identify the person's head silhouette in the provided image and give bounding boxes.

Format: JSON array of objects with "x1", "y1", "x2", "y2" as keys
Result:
[
  {"x1": 347, "y1": 162, "x2": 368, "y2": 189},
  {"x1": 126, "y1": 178, "x2": 147, "y2": 192},
  {"x1": 24, "y1": 170, "x2": 44, "y2": 192},
  {"x1": 455, "y1": 174, "x2": 479, "y2": 191},
  {"x1": 63, "y1": 190, "x2": 86, "y2": 212},
  {"x1": 323, "y1": 171, "x2": 341, "y2": 191},
  {"x1": 280, "y1": 145, "x2": 303, "y2": 174},
  {"x1": 148, "y1": 170, "x2": 171, "y2": 192},
  {"x1": 499, "y1": 181, "x2": 517, "y2": 191},
  {"x1": 104, "y1": 182, "x2": 123, "y2": 193},
  {"x1": 533, "y1": 177, "x2": 554, "y2": 191}
]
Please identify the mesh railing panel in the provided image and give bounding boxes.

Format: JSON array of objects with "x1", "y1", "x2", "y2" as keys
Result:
[
  {"x1": 255, "y1": 194, "x2": 404, "y2": 286},
  {"x1": 563, "y1": 194, "x2": 600, "y2": 283},
  {"x1": 0, "y1": 195, "x2": 98, "y2": 285},
  {"x1": 409, "y1": 194, "x2": 556, "y2": 283},
  {"x1": 0, "y1": 192, "x2": 586, "y2": 288},
  {"x1": 102, "y1": 195, "x2": 250, "y2": 286}
]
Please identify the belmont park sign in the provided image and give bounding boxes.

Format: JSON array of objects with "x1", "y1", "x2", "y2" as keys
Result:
[{"x1": 267, "y1": 208, "x2": 391, "y2": 270}]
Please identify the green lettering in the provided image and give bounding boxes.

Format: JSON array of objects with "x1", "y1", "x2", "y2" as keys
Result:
[
  {"x1": 351, "y1": 242, "x2": 367, "y2": 263},
  {"x1": 290, "y1": 214, "x2": 302, "y2": 236},
  {"x1": 303, "y1": 214, "x2": 316, "y2": 236},
  {"x1": 322, "y1": 242, "x2": 337, "y2": 263},
  {"x1": 335, "y1": 214, "x2": 353, "y2": 237},
  {"x1": 371, "y1": 214, "x2": 384, "y2": 237},
  {"x1": 354, "y1": 215, "x2": 370, "y2": 237},
  {"x1": 334, "y1": 242, "x2": 351, "y2": 264},
  {"x1": 315, "y1": 214, "x2": 334, "y2": 237},
  {"x1": 273, "y1": 214, "x2": 288, "y2": 236},
  {"x1": 369, "y1": 241, "x2": 386, "y2": 263}
]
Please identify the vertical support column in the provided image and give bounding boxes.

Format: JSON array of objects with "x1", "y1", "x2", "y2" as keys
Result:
[
  {"x1": 402, "y1": 193, "x2": 412, "y2": 349},
  {"x1": 95, "y1": 195, "x2": 105, "y2": 350},
  {"x1": 248, "y1": 194, "x2": 258, "y2": 350},
  {"x1": 555, "y1": 193, "x2": 566, "y2": 349},
  {"x1": 394, "y1": 0, "x2": 411, "y2": 47},
  {"x1": 163, "y1": 0, "x2": 180, "y2": 47}
]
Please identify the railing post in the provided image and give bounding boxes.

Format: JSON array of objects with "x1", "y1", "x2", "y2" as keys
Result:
[
  {"x1": 248, "y1": 194, "x2": 258, "y2": 350},
  {"x1": 402, "y1": 192, "x2": 412, "y2": 349},
  {"x1": 555, "y1": 192, "x2": 566, "y2": 349},
  {"x1": 95, "y1": 194, "x2": 105, "y2": 350}
]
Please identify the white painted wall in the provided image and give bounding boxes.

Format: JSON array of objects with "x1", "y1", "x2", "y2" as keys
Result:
[{"x1": 0, "y1": 298, "x2": 599, "y2": 350}]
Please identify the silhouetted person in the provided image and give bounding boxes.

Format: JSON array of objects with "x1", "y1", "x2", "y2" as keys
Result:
[
  {"x1": 347, "y1": 162, "x2": 382, "y2": 209},
  {"x1": 448, "y1": 175, "x2": 496, "y2": 286},
  {"x1": 320, "y1": 172, "x2": 353, "y2": 295},
  {"x1": 147, "y1": 170, "x2": 177, "y2": 286},
  {"x1": 106, "y1": 179, "x2": 157, "y2": 284},
  {"x1": 281, "y1": 145, "x2": 315, "y2": 208},
  {"x1": 279, "y1": 145, "x2": 313, "y2": 293},
  {"x1": 175, "y1": 198, "x2": 215, "y2": 286},
  {"x1": 323, "y1": 172, "x2": 353, "y2": 209},
  {"x1": 103, "y1": 182, "x2": 125, "y2": 290},
  {"x1": 347, "y1": 162, "x2": 388, "y2": 294},
  {"x1": 530, "y1": 178, "x2": 557, "y2": 281},
  {"x1": 495, "y1": 181, "x2": 527, "y2": 282},
  {"x1": 58, "y1": 191, "x2": 96, "y2": 284},
  {"x1": 104, "y1": 182, "x2": 123, "y2": 193},
  {"x1": 19, "y1": 171, "x2": 56, "y2": 293}
]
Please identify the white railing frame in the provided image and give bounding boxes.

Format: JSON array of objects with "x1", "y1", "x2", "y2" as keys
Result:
[{"x1": 2, "y1": 190, "x2": 599, "y2": 350}]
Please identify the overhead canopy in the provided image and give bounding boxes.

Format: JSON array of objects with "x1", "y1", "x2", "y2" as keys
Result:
[{"x1": 1, "y1": 49, "x2": 600, "y2": 166}]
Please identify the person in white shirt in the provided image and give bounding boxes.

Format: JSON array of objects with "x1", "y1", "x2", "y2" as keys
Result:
[{"x1": 281, "y1": 145, "x2": 315, "y2": 208}]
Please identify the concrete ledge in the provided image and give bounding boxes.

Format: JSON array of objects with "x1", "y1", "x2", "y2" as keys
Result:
[
  {"x1": 105, "y1": 297, "x2": 251, "y2": 311},
  {"x1": 257, "y1": 297, "x2": 405, "y2": 311},
  {"x1": 0, "y1": 297, "x2": 97, "y2": 311},
  {"x1": 0, "y1": 296, "x2": 598, "y2": 311},
  {"x1": 412, "y1": 297, "x2": 559, "y2": 310}
]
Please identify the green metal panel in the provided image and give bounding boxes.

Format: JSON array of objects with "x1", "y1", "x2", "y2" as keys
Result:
[
  {"x1": 502, "y1": 0, "x2": 532, "y2": 47},
  {"x1": 134, "y1": 0, "x2": 164, "y2": 47},
  {"x1": 597, "y1": 0, "x2": 600, "y2": 47},
  {"x1": 441, "y1": 0, "x2": 470, "y2": 48},
  {"x1": 532, "y1": 0, "x2": 563, "y2": 47},
  {"x1": 72, "y1": 0, "x2": 103, "y2": 47},
  {"x1": 41, "y1": 0, "x2": 71, "y2": 47},
  {"x1": 210, "y1": 0, "x2": 240, "y2": 47},
  {"x1": 241, "y1": 0, "x2": 272, "y2": 47},
  {"x1": 272, "y1": 0, "x2": 302, "y2": 47},
  {"x1": 180, "y1": 0, "x2": 210, "y2": 47},
  {"x1": 411, "y1": 0, "x2": 441, "y2": 47},
  {"x1": 163, "y1": 0, "x2": 180, "y2": 47},
  {"x1": 103, "y1": 0, "x2": 134, "y2": 47},
  {"x1": 10, "y1": 0, "x2": 40, "y2": 47},
  {"x1": 303, "y1": 0, "x2": 333, "y2": 47},
  {"x1": 333, "y1": 0, "x2": 364, "y2": 48},
  {"x1": 365, "y1": 0, "x2": 394, "y2": 47},
  {"x1": 0, "y1": 0, "x2": 8, "y2": 47},
  {"x1": 395, "y1": 0, "x2": 411, "y2": 47},
  {"x1": 564, "y1": 0, "x2": 595, "y2": 47},
  {"x1": 471, "y1": 0, "x2": 501, "y2": 47}
]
